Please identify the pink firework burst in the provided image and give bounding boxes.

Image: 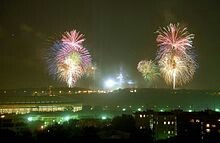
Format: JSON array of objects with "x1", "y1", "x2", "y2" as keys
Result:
[
  {"x1": 47, "y1": 30, "x2": 92, "y2": 87},
  {"x1": 61, "y1": 30, "x2": 85, "y2": 48},
  {"x1": 156, "y1": 23, "x2": 194, "y2": 58}
]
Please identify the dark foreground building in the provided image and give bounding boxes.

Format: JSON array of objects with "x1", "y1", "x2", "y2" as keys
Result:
[{"x1": 134, "y1": 110, "x2": 220, "y2": 142}]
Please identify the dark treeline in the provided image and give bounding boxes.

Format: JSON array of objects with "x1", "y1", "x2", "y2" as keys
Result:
[{"x1": 0, "y1": 114, "x2": 219, "y2": 143}]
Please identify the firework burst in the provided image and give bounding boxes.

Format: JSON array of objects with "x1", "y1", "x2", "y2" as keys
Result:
[
  {"x1": 158, "y1": 53, "x2": 197, "y2": 88},
  {"x1": 156, "y1": 23, "x2": 194, "y2": 58},
  {"x1": 47, "y1": 30, "x2": 91, "y2": 87},
  {"x1": 156, "y1": 23, "x2": 197, "y2": 89},
  {"x1": 137, "y1": 60, "x2": 160, "y2": 82}
]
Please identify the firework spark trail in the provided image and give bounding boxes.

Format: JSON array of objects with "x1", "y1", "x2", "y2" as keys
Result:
[
  {"x1": 61, "y1": 30, "x2": 85, "y2": 48},
  {"x1": 47, "y1": 30, "x2": 91, "y2": 87},
  {"x1": 156, "y1": 23, "x2": 197, "y2": 89}
]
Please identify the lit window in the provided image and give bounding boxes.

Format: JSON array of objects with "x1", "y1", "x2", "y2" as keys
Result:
[
  {"x1": 168, "y1": 121, "x2": 170, "y2": 124},
  {"x1": 206, "y1": 124, "x2": 210, "y2": 128},
  {"x1": 212, "y1": 124, "x2": 216, "y2": 128},
  {"x1": 206, "y1": 129, "x2": 210, "y2": 133},
  {"x1": 143, "y1": 115, "x2": 145, "y2": 117},
  {"x1": 196, "y1": 119, "x2": 200, "y2": 123},
  {"x1": 168, "y1": 131, "x2": 170, "y2": 134},
  {"x1": 190, "y1": 119, "x2": 194, "y2": 123},
  {"x1": 164, "y1": 121, "x2": 166, "y2": 125},
  {"x1": 140, "y1": 126, "x2": 142, "y2": 129},
  {"x1": 140, "y1": 115, "x2": 142, "y2": 118},
  {"x1": 171, "y1": 121, "x2": 174, "y2": 124}
]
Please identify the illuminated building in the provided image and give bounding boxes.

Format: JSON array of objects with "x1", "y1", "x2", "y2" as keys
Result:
[
  {"x1": 0, "y1": 96, "x2": 82, "y2": 114},
  {"x1": 134, "y1": 111, "x2": 177, "y2": 140}
]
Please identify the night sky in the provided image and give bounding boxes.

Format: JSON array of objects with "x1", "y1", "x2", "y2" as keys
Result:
[{"x1": 0, "y1": 0, "x2": 219, "y2": 89}]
